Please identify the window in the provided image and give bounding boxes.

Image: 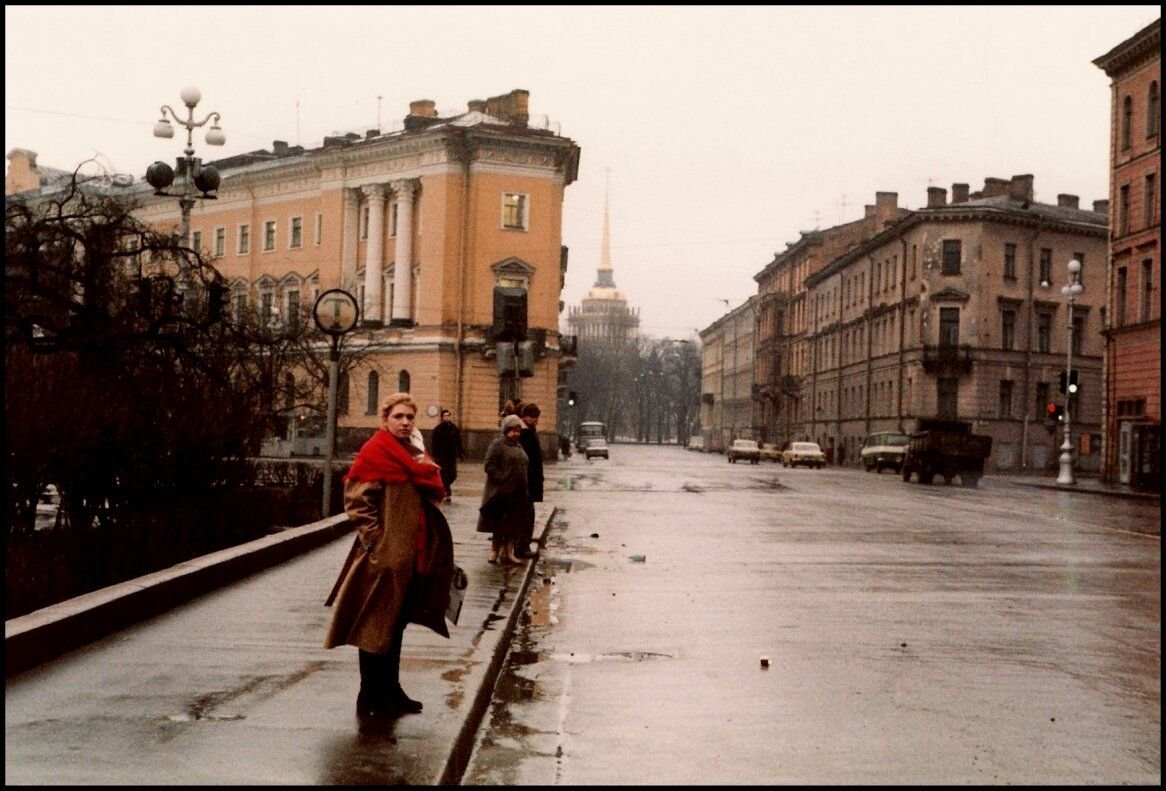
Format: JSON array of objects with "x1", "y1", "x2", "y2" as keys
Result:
[
  {"x1": 233, "y1": 292, "x2": 247, "y2": 322},
  {"x1": 238, "y1": 224, "x2": 250, "y2": 255},
  {"x1": 1116, "y1": 267, "x2": 1128, "y2": 327},
  {"x1": 1142, "y1": 259, "x2": 1154, "y2": 322},
  {"x1": 264, "y1": 221, "x2": 276, "y2": 251},
  {"x1": 286, "y1": 290, "x2": 300, "y2": 332},
  {"x1": 910, "y1": 244, "x2": 917, "y2": 280},
  {"x1": 283, "y1": 373, "x2": 295, "y2": 411},
  {"x1": 1072, "y1": 315, "x2": 1084, "y2": 355},
  {"x1": 1037, "y1": 313, "x2": 1051, "y2": 353},
  {"x1": 941, "y1": 240, "x2": 961, "y2": 275},
  {"x1": 261, "y1": 291, "x2": 274, "y2": 325},
  {"x1": 338, "y1": 372, "x2": 350, "y2": 415},
  {"x1": 1001, "y1": 309, "x2": 1016, "y2": 350},
  {"x1": 1121, "y1": 95, "x2": 1133, "y2": 150},
  {"x1": 999, "y1": 380, "x2": 1014, "y2": 418},
  {"x1": 397, "y1": 370, "x2": 410, "y2": 393},
  {"x1": 366, "y1": 371, "x2": 379, "y2": 415},
  {"x1": 1003, "y1": 243, "x2": 1017, "y2": 280},
  {"x1": 213, "y1": 227, "x2": 226, "y2": 258},
  {"x1": 1119, "y1": 184, "x2": 1130, "y2": 235},
  {"x1": 1150, "y1": 81, "x2": 1160, "y2": 138},
  {"x1": 1145, "y1": 174, "x2": 1157, "y2": 229},
  {"x1": 502, "y1": 192, "x2": 528, "y2": 230},
  {"x1": 191, "y1": 230, "x2": 202, "y2": 253},
  {"x1": 314, "y1": 213, "x2": 323, "y2": 246},
  {"x1": 290, "y1": 216, "x2": 303, "y2": 249},
  {"x1": 1039, "y1": 248, "x2": 1052, "y2": 285},
  {"x1": 937, "y1": 377, "x2": 959, "y2": 419},
  {"x1": 939, "y1": 307, "x2": 959, "y2": 347}
]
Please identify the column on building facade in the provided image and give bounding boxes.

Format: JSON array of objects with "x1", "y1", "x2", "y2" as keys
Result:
[
  {"x1": 389, "y1": 179, "x2": 416, "y2": 327},
  {"x1": 361, "y1": 184, "x2": 386, "y2": 325},
  {"x1": 341, "y1": 188, "x2": 359, "y2": 293}
]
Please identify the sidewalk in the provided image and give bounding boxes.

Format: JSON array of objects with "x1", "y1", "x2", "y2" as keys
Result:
[
  {"x1": 5, "y1": 463, "x2": 554, "y2": 785},
  {"x1": 1004, "y1": 471, "x2": 1161, "y2": 502}
]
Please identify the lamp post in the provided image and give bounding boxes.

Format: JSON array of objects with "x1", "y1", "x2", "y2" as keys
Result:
[
  {"x1": 146, "y1": 86, "x2": 226, "y2": 252},
  {"x1": 313, "y1": 289, "x2": 360, "y2": 516},
  {"x1": 1056, "y1": 259, "x2": 1083, "y2": 485}
]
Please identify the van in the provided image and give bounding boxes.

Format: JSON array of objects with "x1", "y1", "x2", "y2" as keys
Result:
[
  {"x1": 860, "y1": 431, "x2": 911, "y2": 473},
  {"x1": 687, "y1": 435, "x2": 705, "y2": 451}
]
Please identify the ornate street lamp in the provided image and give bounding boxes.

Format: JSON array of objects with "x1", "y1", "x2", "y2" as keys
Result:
[
  {"x1": 313, "y1": 289, "x2": 360, "y2": 516},
  {"x1": 145, "y1": 86, "x2": 225, "y2": 252},
  {"x1": 1056, "y1": 259, "x2": 1083, "y2": 485}
]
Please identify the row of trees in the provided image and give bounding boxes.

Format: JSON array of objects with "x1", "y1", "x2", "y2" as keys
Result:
[
  {"x1": 562, "y1": 334, "x2": 702, "y2": 444},
  {"x1": 5, "y1": 170, "x2": 368, "y2": 615}
]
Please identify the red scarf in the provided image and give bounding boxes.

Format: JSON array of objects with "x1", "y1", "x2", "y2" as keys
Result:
[{"x1": 346, "y1": 429, "x2": 446, "y2": 501}]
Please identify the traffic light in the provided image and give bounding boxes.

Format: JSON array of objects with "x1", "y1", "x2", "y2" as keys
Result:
[
  {"x1": 1058, "y1": 370, "x2": 1079, "y2": 394},
  {"x1": 1045, "y1": 402, "x2": 1064, "y2": 422},
  {"x1": 567, "y1": 391, "x2": 578, "y2": 407},
  {"x1": 1058, "y1": 371, "x2": 1067, "y2": 394}
]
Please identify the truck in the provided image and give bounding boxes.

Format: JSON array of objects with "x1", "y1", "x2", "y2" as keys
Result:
[{"x1": 900, "y1": 419, "x2": 992, "y2": 488}]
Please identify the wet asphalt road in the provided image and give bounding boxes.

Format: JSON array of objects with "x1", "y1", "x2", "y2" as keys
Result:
[{"x1": 463, "y1": 444, "x2": 1161, "y2": 785}]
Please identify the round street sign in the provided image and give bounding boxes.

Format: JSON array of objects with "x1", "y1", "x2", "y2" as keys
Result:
[{"x1": 313, "y1": 289, "x2": 359, "y2": 335}]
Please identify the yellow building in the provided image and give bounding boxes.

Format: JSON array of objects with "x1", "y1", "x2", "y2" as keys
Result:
[{"x1": 124, "y1": 89, "x2": 580, "y2": 457}]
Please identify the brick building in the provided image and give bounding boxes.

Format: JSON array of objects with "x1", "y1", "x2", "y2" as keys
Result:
[
  {"x1": 1093, "y1": 18, "x2": 1160, "y2": 490},
  {"x1": 802, "y1": 175, "x2": 1108, "y2": 472}
]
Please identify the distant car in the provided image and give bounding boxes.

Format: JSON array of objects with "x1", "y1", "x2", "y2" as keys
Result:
[
  {"x1": 727, "y1": 439, "x2": 761, "y2": 464},
  {"x1": 759, "y1": 442, "x2": 781, "y2": 462},
  {"x1": 781, "y1": 441, "x2": 826, "y2": 469},
  {"x1": 860, "y1": 431, "x2": 911, "y2": 473},
  {"x1": 687, "y1": 435, "x2": 705, "y2": 452},
  {"x1": 584, "y1": 437, "x2": 609, "y2": 460}
]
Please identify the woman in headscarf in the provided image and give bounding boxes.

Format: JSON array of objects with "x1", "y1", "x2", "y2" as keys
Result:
[
  {"x1": 476, "y1": 414, "x2": 530, "y2": 565},
  {"x1": 324, "y1": 392, "x2": 455, "y2": 718}
]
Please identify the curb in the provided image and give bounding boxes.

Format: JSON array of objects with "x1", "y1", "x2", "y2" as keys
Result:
[
  {"x1": 1007, "y1": 479, "x2": 1161, "y2": 502},
  {"x1": 4, "y1": 514, "x2": 352, "y2": 678}
]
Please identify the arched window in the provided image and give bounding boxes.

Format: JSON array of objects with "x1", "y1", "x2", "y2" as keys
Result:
[
  {"x1": 283, "y1": 372, "x2": 295, "y2": 410},
  {"x1": 1149, "y1": 81, "x2": 1160, "y2": 138},
  {"x1": 1122, "y1": 95, "x2": 1133, "y2": 150},
  {"x1": 398, "y1": 370, "x2": 410, "y2": 393},
  {"x1": 366, "y1": 371, "x2": 379, "y2": 415},
  {"x1": 338, "y1": 372, "x2": 350, "y2": 415}
]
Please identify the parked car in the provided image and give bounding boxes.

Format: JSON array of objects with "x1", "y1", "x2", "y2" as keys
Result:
[
  {"x1": 584, "y1": 437, "x2": 610, "y2": 460},
  {"x1": 759, "y1": 443, "x2": 782, "y2": 462},
  {"x1": 781, "y1": 441, "x2": 826, "y2": 469},
  {"x1": 687, "y1": 435, "x2": 705, "y2": 451},
  {"x1": 727, "y1": 439, "x2": 761, "y2": 464},
  {"x1": 860, "y1": 431, "x2": 911, "y2": 473}
]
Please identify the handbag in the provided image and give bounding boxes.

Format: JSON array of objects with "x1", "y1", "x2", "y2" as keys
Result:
[{"x1": 445, "y1": 565, "x2": 468, "y2": 625}]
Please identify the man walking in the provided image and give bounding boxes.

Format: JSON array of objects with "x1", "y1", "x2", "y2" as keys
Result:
[
  {"x1": 430, "y1": 408, "x2": 464, "y2": 502},
  {"x1": 516, "y1": 402, "x2": 544, "y2": 558}
]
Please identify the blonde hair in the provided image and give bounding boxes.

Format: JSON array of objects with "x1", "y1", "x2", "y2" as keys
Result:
[{"x1": 380, "y1": 392, "x2": 418, "y2": 419}]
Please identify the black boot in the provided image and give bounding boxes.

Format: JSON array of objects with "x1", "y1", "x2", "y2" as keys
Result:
[
  {"x1": 385, "y1": 624, "x2": 423, "y2": 714},
  {"x1": 357, "y1": 649, "x2": 392, "y2": 716}
]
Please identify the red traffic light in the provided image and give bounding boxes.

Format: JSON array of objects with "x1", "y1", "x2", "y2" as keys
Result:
[{"x1": 1046, "y1": 402, "x2": 1057, "y2": 416}]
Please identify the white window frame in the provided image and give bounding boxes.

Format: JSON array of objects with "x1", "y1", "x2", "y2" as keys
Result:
[
  {"x1": 289, "y1": 216, "x2": 303, "y2": 249},
  {"x1": 213, "y1": 226, "x2": 226, "y2": 258},
  {"x1": 238, "y1": 223, "x2": 250, "y2": 255},
  {"x1": 501, "y1": 192, "x2": 529, "y2": 231},
  {"x1": 263, "y1": 220, "x2": 277, "y2": 252}
]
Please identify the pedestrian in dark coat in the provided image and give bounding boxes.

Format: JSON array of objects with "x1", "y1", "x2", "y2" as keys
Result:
[
  {"x1": 476, "y1": 414, "x2": 530, "y2": 565},
  {"x1": 430, "y1": 408, "x2": 464, "y2": 501},
  {"x1": 516, "y1": 402, "x2": 544, "y2": 558},
  {"x1": 324, "y1": 392, "x2": 453, "y2": 719}
]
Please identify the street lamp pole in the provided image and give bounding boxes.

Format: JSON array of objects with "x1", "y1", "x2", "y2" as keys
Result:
[
  {"x1": 148, "y1": 86, "x2": 226, "y2": 251},
  {"x1": 313, "y1": 289, "x2": 360, "y2": 516},
  {"x1": 1056, "y1": 259, "x2": 1083, "y2": 485}
]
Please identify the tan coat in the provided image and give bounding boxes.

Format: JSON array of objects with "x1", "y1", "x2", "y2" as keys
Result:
[
  {"x1": 475, "y1": 436, "x2": 530, "y2": 538},
  {"x1": 324, "y1": 479, "x2": 454, "y2": 652}
]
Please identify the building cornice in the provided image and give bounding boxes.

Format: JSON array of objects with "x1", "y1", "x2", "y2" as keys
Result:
[{"x1": 1092, "y1": 18, "x2": 1160, "y2": 77}]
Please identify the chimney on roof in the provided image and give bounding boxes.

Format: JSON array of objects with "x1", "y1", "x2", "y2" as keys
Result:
[
  {"x1": 864, "y1": 204, "x2": 876, "y2": 218},
  {"x1": 1093, "y1": 199, "x2": 1109, "y2": 214},
  {"x1": 951, "y1": 183, "x2": 970, "y2": 204},
  {"x1": 409, "y1": 100, "x2": 438, "y2": 117},
  {"x1": 982, "y1": 177, "x2": 1009, "y2": 198},
  {"x1": 1057, "y1": 194, "x2": 1080, "y2": 209},
  {"x1": 273, "y1": 140, "x2": 288, "y2": 155},
  {"x1": 468, "y1": 99, "x2": 487, "y2": 113},
  {"x1": 1007, "y1": 174, "x2": 1034, "y2": 202},
  {"x1": 484, "y1": 89, "x2": 530, "y2": 126},
  {"x1": 927, "y1": 186, "x2": 947, "y2": 208}
]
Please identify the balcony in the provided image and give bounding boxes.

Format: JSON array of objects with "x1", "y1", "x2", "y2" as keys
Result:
[{"x1": 921, "y1": 344, "x2": 973, "y2": 375}]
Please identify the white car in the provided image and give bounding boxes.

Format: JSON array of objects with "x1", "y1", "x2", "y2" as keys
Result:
[
  {"x1": 584, "y1": 437, "x2": 609, "y2": 460},
  {"x1": 727, "y1": 439, "x2": 761, "y2": 464},
  {"x1": 781, "y1": 441, "x2": 826, "y2": 469}
]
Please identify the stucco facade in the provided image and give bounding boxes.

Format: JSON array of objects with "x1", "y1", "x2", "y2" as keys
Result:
[
  {"x1": 801, "y1": 175, "x2": 1109, "y2": 472},
  {"x1": 1094, "y1": 18, "x2": 1161, "y2": 490},
  {"x1": 699, "y1": 296, "x2": 757, "y2": 452}
]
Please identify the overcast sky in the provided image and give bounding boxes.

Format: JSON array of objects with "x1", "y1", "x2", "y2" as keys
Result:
[{"x1": 6, "y1": 5, "x2": 1160, "y2": 338}]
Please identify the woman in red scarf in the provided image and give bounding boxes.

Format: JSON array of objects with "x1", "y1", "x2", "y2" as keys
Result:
[{"x1": 324, "y1": 392, "x2": 454, "y2": 718}]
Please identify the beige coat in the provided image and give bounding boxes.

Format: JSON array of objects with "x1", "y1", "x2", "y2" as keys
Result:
[{"x1": 324, "y1": 479, "x2": 454, "y2": 652}]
